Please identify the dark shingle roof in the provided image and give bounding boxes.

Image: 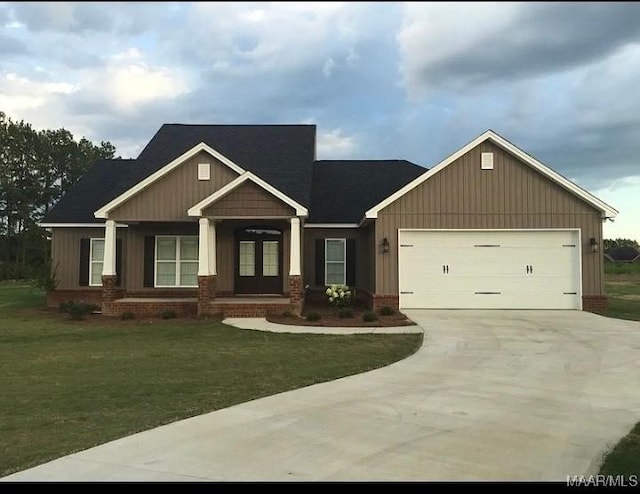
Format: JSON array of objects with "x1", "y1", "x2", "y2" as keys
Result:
[
  {"x1": 43, "y1": 124, "x2": 316, "y2": 223},
  {"x1": 134, "y1": 124, "x2": 316, "y2": 206},
  {"x1": 310, "y1": 160, "x2": 426, "y2": 223},
  {"x1": 42, "y1": 159, "x2": 136, "y2": 223}
]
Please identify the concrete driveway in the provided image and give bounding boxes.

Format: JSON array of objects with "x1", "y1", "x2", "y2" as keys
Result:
[{"x1": 4, "y1": 310, "x2": 640, "y2": 481}]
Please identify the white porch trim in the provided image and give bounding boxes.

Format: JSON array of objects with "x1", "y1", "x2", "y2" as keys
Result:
[
  {"x1": 198, "y1": 218, "x2": 214, "y2": 276},
  {"x1": 289, "y1": 217, "x2": 301, "y2": 276},
  {"x1": 187, "y1": 171, "x2": 308, "y2": 217},
  {"x1": 102, "y1": 219, "x2": 117, "y2": 276}
]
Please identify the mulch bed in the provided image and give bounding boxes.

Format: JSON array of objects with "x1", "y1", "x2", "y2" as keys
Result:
[{"x1": 267, "y1": 300, "x2": 415, "y2": 327}]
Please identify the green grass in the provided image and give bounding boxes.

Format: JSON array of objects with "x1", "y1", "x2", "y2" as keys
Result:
[
  {"x1": 600, "y1": 267, "x2": 640, "y2": 474},
  {"x1": 603, "y1": 263, "x2": 640, "y2": 321},
  {"x1": 0, "y1": 283, "x2": 422, "y2": 476},
  {"x1": 599, "y1": 422, "x2": 640, "y2": 476}
]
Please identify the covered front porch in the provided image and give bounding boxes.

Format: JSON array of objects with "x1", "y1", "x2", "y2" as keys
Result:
[{"x1": 99, "y1": 216, "x2": 303, "y2": 318}]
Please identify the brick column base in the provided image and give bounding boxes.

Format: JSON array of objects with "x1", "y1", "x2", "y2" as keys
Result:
[
  {"x1": 288, "y1": 275, "x2": 304, "y2": 315},
  {"x1": 198, "y1": 275, "x2": 217, "y2": 317},
  {"x1": 102, "y1": 275, "x2": 123, "y2": 315},
  {"x1": 371, "y1": 294, "x2": 400, "y2": 312},
  {"x1": 582, "y1": 295, "x2": 608, "y2": 313}
]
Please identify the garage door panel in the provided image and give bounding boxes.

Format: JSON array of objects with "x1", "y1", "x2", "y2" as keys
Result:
[{"x1": 398, "y1": 230, "x2": 580, "y2": 310}]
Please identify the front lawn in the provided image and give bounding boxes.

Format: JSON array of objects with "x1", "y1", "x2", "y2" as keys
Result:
[
  {"x1": 599, "y1": 422, "x2": 640, "y2": 477},
  {"x1": 0, "y1": 283, "x2": 422, "y2": 476},
  {"x1": 603, "y1": 263, "x2": 640, "y2": 321},
  {"x1": 599, "y1": 264, "x2": 640, "y2": 475}
]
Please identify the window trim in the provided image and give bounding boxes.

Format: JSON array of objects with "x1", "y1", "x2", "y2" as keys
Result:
[
  {"x1": 154, "y1": 235, "x2": 199, "y2": 288},
  {"x1": 324, "y1": 238, "x2": 346, "y2": 286},
  {"x1": 89, "y1": 238, "x2": 105, "y2": 287}
]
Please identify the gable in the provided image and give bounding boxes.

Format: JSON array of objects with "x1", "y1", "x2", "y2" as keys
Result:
[
  {"x1": 367, "y1": 130, "x2": 618, "y2": 220},
  {"x1": 202, "y1": 180, "x2": 295, "y2": 217},
  {"x1": 109, "y1": 150, "x2": 238, "y2": 221},
  {"x1": 380, "y1": 141, "x2": 600, "y2": 216}
]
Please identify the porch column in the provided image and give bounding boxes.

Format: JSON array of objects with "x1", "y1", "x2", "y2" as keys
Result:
[
  {"x1": 208, "y1": 220, "x2": 217, "y2": 276},
  {"x1": 101, "y1": 219, "x2": 119, "y2": 314},
  {"x1": 102, "y1": 219, "x2": 117, "y2": 276},
  {"x1": 198, "y1": 217, "x2": 217, "y2": 316},
  {"x1": 288, "y1": 217, "x2": 303, "y2": 315},
  {"x1": 289, "y1": 217, "x2": 301, "y2": 276},
  {"x1": 198, "y1": 218, "x2": 210, "y2": 276}
]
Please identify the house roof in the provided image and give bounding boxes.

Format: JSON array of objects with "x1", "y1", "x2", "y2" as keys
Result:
[
  {"x1": 309, "y1": 160, "x2": 426, "y2": 223},
  {"x1": 43, "y1": 124, "x2": 316, "y2": 224},
  {"x1": 365, "y1": 129, "x2": 619, "y2": 220},
  {"x1": 134, "y1": 124, "x2": 316, "y2": 207},
  {"x1": 42, "y1": 159, "x2": 136, "y2": 224}
]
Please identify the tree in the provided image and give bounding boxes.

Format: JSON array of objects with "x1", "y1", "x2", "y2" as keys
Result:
[
  {"x1": 0, "y1": 111, "x2": 116, "y2": 279},
  {"x1": 604, "y1": 238, "x2": 640, "y2": 252}
]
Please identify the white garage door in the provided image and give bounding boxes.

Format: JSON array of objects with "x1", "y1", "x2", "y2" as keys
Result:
[{"x1": 398, "y1": 230, "x2": 581, "y2": 309}]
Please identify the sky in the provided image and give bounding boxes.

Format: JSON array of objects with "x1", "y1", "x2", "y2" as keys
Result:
[{"x1": 0, "y1": 2, "x2": 639, "y2": 240}]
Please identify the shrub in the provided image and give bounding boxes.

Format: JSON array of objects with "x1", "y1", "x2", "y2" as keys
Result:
[
  {"x1": 120, "y1": 311, "x2": 135, "y2": 320},
  {"x1": 325, "y1": 284, "x2": 353, "y2": 309},
  {"x1": 161, "y1": 310, "x2": 177, "y2": 319},
  {"x1": 306, "y1": 311, "x2": 321, "y2": 322},
  {"x1": 362, "y1": 310, "x2": 379, "y2": 322},
  {"x1": 59, "y1": 301, "x2": 99, "y2": 321},
  {"x1": 337, "y1": 307, "x2": 354, "y2": 318},
  {"x1": 379, "y1": 305, "x2": 396, "y2": 316},
  {"x1": 282, "y1": 309, "x2": 294, "y2": 318}
]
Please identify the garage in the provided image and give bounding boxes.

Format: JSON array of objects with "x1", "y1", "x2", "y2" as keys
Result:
[{"x1": 398, "y1": 229, "x2": 581, "y2": 310}]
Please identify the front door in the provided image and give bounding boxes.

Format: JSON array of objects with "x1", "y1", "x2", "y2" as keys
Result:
[{"x1": 235, "y1": 227, "x2": 283, "y2": 294}]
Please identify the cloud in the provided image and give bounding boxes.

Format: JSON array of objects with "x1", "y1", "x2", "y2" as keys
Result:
[
  {"x1": 317, "y1": 128, "x2": 357, "y2": 158},
  {"x1": 0, "y1": 33, "x2": 28, "y2": 54},
  {"x1": 398, "y1": 2, "x2": 640, "y2": 97},
  {"x1": 322, "y1": 58, "x2": 335, "y2": 78}
]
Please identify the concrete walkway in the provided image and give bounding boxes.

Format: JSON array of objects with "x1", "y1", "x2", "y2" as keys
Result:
[
  {"x1": 4, "y1": 310, "x2": 640, "y2": 481},
  {"x1": 222, "y1": 317, "x2": 424, "y2": 334}
]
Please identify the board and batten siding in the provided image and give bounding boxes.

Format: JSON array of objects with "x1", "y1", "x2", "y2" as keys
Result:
[
  {"x1": 375, "y1": 141, "x2": 604, "y2": 297},
  {"x1": 202, "y1": 181, "x2": 294, "y2": 217},
  {"x1": 109, "y1": 151, "x2": 238, "y2": 221},
  {"x1": 303, "y1": 226, "x2": 374, "y2": 292},
  {"x1": 51, "y1": 227, "x2": 127, "y2": 290}
]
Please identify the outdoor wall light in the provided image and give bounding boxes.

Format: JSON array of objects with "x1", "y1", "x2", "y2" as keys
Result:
[
  {"x1": 590, "y1": 237, "x2": 599, "y2": 253},
  {"x1": 382, "y1": 237, "x2": 390, "y2": 253}
]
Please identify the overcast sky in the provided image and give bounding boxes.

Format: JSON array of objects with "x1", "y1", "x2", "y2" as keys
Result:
[{"x1": 1, "y1": 2, "x2": 639, "y2": 240}]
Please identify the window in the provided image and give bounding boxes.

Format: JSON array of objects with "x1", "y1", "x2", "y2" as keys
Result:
[
  {"x1": 262, "y1": 241, "x2": 278, "y2": 276},
  {"x1": 155, "y1": 236, "x2": 198, "y2": 287},
  {"x1": 89, "y1": 238, "x2": 105, "y2": 286},
  {"x1": 239, "y1": 241, "x2": 255, "y2": 276},
  {"x1": 325, "y1": 238, "x2": 346, "y2": 285}
]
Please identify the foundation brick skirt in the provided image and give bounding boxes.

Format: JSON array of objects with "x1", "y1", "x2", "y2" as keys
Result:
[
  {"x1": 582, "y1": 295, "x2": 609, "y2": 313},
  {"x1": 371, "y1": 294, "x2": 400, "y2": 311},
  {"x1": 46, "y1": 289, "x2": 103, "y2": 308},
  {"x1": 197, "y1": 275, "x2": 217, "y2": 315},
  {"x1": 101, "y1": 275, "x2": 123, "y2": 316}
]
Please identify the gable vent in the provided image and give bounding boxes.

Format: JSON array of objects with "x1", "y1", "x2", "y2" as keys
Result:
[
  {"x1": 198, "y1": 162, "x2": 211, "y2": 181},
  {"x1": 481, "y1": 152, "x2": 494, "y2": 170}
]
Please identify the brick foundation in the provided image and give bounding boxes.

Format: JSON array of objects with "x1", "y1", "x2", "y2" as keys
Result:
[
  {"x1": 288, "y1": 275, "x2": 304, "y2": 315},
  {"x1": 197, "y1": 275, "x2": 217, "y2": 316},
  {"x1": 46, "y1": 289, "x2": 103, "y2": 308},
  {"x1": 108, "y1": 300, "x2": 198, "y2": 318},
  {"x1": 206, "y1": 302, "x2": 293, "y2": 318},
  {"x1": 370, "y1": 294, "x2": 400, "y2": 311},
  {"x1": 101, "y1": 275, "x2": 124, "y2": 316},
  {"x1": 582, "y1": 295, "x2": 609, "y2": 313},
  {"x1": 123, "y1": 289, "x2": 197, "y2": 298}
]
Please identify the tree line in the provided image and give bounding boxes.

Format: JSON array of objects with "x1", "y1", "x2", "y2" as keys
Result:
[{"x1": 0, "y1": 111, "x2": 116, "y2": 279}]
